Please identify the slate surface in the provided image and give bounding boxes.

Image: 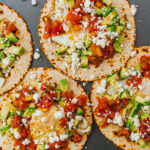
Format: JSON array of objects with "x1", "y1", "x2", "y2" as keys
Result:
[{"x1": 1, "y1": 0, "x2": 150, "y2": 149}]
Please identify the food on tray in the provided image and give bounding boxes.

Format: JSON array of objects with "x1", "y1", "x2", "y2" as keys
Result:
[
  {"x1": 91, "y1": 47, "x2": 150, "y2": 149},
  {"x1": 0, "y1": 68, "x2": 92, "y2": 150},
  {"x1": 39, "y1": 0, "x2": 135, "y2": 81},
  {"x1": 0, "y1": 3, "x2": 33, "y2": 95}
]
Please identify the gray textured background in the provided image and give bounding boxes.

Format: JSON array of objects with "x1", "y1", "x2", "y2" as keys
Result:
[{"x1": 1, "y1": 0, "x2": 150, "y2": 149}]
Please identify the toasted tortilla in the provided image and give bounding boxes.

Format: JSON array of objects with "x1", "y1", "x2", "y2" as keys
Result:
[
  {"x1": 91, "y1": 46, "x2": 150, "y2": 150},
  {"x1": 38, "y1": 0, "x2": 136, "y2": 81},
  {"x1": 0, "y1": 67, "x2": 92, "y2": 150},
  {"x1": 0, "y1": 3, "x2": 33, "y2": 95}
]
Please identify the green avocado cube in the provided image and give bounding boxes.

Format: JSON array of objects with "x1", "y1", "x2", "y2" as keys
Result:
[
  {"x1": 23, "y1": 107, "x2": 36, "y2": 117},
  {"x1": 76, "y1": 107, "x2": 84, "y2": 115},
  {"x1": 7, "y1": 46, "x2": 25, "y2": 56},
  {"x1": 0, "y1": 125, "x2": 11, "y2": 136},
  {"x1": 5, "y1": 33, "x2": 18, "y2": 43},
  {"x1": 60, "y1": 79, "x2": 68, "y2": 92}
]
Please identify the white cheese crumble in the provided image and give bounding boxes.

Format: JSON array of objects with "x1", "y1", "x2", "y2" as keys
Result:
[
  {"x1": 30, "y1": 73, "x2": 36, "y2": 80},
  {"x1": 0, "y1": 77, "x2": 5, "y2": 88},
  {"x1": 133, "y1": 115, "x2": 140, "y2": 128},
  {"x1": 131, "y1": 50, "x2": 137, "y2": 57},
  {"x1": 96, "y1": 79, "x2": 106, "y2": 94},
  {"x1": 130, "y1": 132, "x2": 140, "y2": 142},
  {"x1": 33, "y1": 110, "x2": 44, "y2": 117},
  {"x1": 14, "y1": 131, "x2": 21, "y2": 139},
  {"x1": 31, "y1": 0, "x2": 37, "y2": 6},
  {"x1": 34, "y1": 51, "x2": 40, "y2": 60},
  {"x1": 131, "y1": 5, "x2": 137, "y2": 16},
  {"x1": 45, "y1": 144, "x2": 49, "y2": 149},
  {"x1": 71, "y1": 52, "x2": 80, "y2": 73},
  {"x1": 60, "y1": 134, "x2": 68, "y2": 141},
  {"x1": 113, "y1": 112, "x2": 123, "y2": 126},
  {"x1": 22, "y1": 138, "x2": 30, "y2": 145},
  {"x1": 72, "y1": 98, "x2": 78, "y2": 104},
  {"x1": 126, "y1": 23, "x2": 132, "y2": 30},
  {"x1": 33, "y1": 93, "x2": 41, "y2": 103},
  {"x1": 63, "y1": 23, "x2": 69, "y2": 32},
  {"x1": 68, "y1": 119, "x2": 75, "y2": 130},
  {"x1": 54, "y1": 110, "x2": 65, "y2": 119}
]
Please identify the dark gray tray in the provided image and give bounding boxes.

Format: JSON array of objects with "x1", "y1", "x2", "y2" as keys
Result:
[{"x1": 1, "y1": 0, "x2": 150, "y2": 149}]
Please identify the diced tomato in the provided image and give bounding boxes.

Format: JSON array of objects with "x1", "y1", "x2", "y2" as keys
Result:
[
  {"x1": 27, "y1": 140, "x2": 36, "y2": 150},
  {"x1": 36, "y1": 97, "x2": 54, "y2": 109},
  {"x1": 20, "y1": 128, "x2": 30, "y2": 138},
  {"x1": 141, "y1": 62, "x2": 148, "y2": 71},
  {"x1": 15, "y1": 139, "x2": 26, "y2": 150},
  {"x1": 144, "y1": 70, "x2": 150, "y2": 79},
  {"x1": 76, "y1": 95, "x2": 87, "y2": 106},
  {"x1": 41, "y1": 83, "x2": 47, "y2": 91},
  {"x1": 96, "y1": 96, "x2": 109, "y2": 110},
  {"x1": 43, "y1": 21, "x2": 51, "y2": 39},
  {"x1": 95, "y1": 1, "x2": 103, "y2": 8},
  {"x1": 126, "y1": 75, "x2": 142, "y2": 88},
  {"x1": 66, "y1": 10, "x2": 83, "y2": 25},
  {"x1": 51, "y1": 21, "x2": 64, "y2": 36},
  {"x1": 61, "y1": 91, "x2": 74, "y2": 102},
  {"x1": 64, "y1": 103, "x2": 76, "y2": 113},
  {"x1": 101, "y1": 118, "x2": 107, "y2": 128},
  {"x1": 9, "y1": 23, "x2": 17, "y2": 32},
  {"x1": 60, "y1": 117, "x2": 68, "y2": 127},
  {"x1": 118, "y1": 129, "x2": 129, "y2": 136},
  {"x1": 13, "y1": 93, "x2": 29, "y2": 110},
  {"x1": 73, "y1": 133, "x2": 82, "y2": 143},
  {"x1": 22, "y1": 86, "x2": 29, "y2": 93},
  {"x1": 11, "y1": 114, "x2": 22, "y2": 128},
  {"x1": 73, "y1": 0, "x2": 84, "y2": 9}
]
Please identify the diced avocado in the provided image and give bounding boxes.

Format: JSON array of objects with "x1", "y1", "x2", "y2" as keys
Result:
[
  {"x1": 0, "y1": 101, "x2": 16, "y2": 120},
  {"x1": 0, "y1": 37, "x2": 10, "y2": 49},
  {"x1": 58, "y1": 99, "x2": 66, "y2": 107},
  {"x1": 68, "y1": 0, "x2": 74, "y2": 9},
  {"x1": 134, "y1": 64, "x2": 142, "y2": 72},
  {"x1": 107, "y1": 73, "x2": 118, "y2": 83},
  {"x1": 83, "y1": 49, "x2": 93, "y2": 56},
  {"x1": 66, "y1": 130, "x2": 72, "y2": 136},
  {"x1": 126, "y1": 119, "x2": 137, "y2": 132},
  {"x1": 60, "y1": 79, "x2": 68, "y2": 92},
  {"x1": 102, "y1": 0, "x2": 112, "y2": 6},
  {"x1": 114, "y1": 42, "x2": 122, "y2": 52},
  {"x1": 141, "y1": 113, "x2": 149, "y2": 121},
  {"x1": 130, "y1": 103, "x2": 142, "y2": 117},
  {"x1": 116, "y1": 25, "x2": 124, "y2": 34},
  {"x1": 138, "y1": 139, "x2": 147, "y2": 148},
  {"x1": 0, "y1": 125, "x2": 11, "y2": 136},
  {"x1": 1, "y1": 56, "x2": 16, "y2": 69},
  {"x1": 77, "y1": 49, "x2": 82, "y2": 56},
  {"x1": 6, "y1": 46, "x2": 25, "y2": 56},
  {"x1": 103, "y1": 7, "x2": 115, "y2": 17},
  {"x1": 56, "y1": 89, "x2": 61, "y2": 100},
  {"x1": 115, "y1": 36, "x2": 124, "y2": 43},
  {"x1": 126, "y1": 101, "x2": 134, "y2": 110},
  {"x1": 114, "y1": 36, "x2": 124, "y2": 53},
  {"x1": 120, "y1": 18, "x2": 126, "y2": 26},
  {"x1": 0, "y1": 20, "x2": 4, "y2": 33},
  {"x1": 76, "y1": 107, "x2": 84, "y2": 115},
  {"x1": 36, "y1": 144, "x2": 45, "y2": 150},
  {"x1": 122, "y1": 108, "x2": 127, "y2": 120},
  {"x1": 9, "y1": 111, "x2": 16, "y2": 118},
  {"x1": 0, "y1": 51, "x2": 5, "y2": 61},
  {"x1": 5, "y1": 33, "x2": 18, "y2": 43},
  {"x1": 143, "y1": 102, "x2": 150, "y2": 106},
  {"x1": 81, "y1": 55, "x2": 88, "y2": 68},
  {"x1": 74, "y1": 120, "x2": 79, "y2": 127},
  {"x1": 56, "y1": 46, "x2": 67, "y2": 55},
  {"x1": 94, "y1": 6, "x2": 103, "y2": 15},
  {"x1": 120, "y1": 67, "x2": 130, "y2": 79},
  {"x1": 101, "y1": 6, "x2": 109, "y2": 16},
  {"x1": 107, "y1": 25, "x2": 116, "y2": 32},
  {"x1": 23, "y1": 107, "x2": 36, "y2": 117},
  {"x1": 120, "y1": 90, "x2": 131, "y2": 99},
  {"x1": 101, "y1": 11, "x2": 118, "y2": 25},
  {"x1": 85, "y1": 33, "x2": 92, "y2": 48},
  {"x1": 135, "y1": 96, "x2": 147, "y2": 103}
]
